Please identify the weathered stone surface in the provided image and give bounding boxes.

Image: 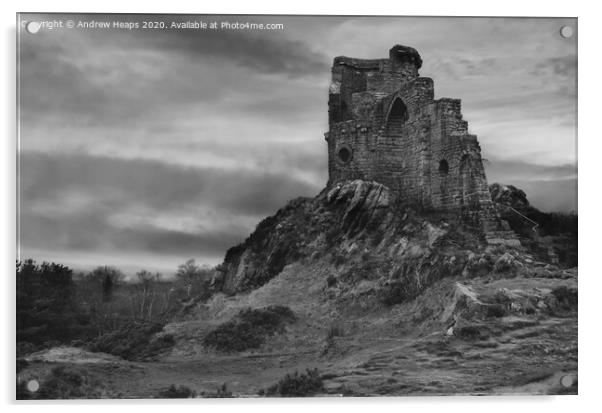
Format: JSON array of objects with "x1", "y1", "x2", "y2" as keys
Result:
[
  {"x1": 489, "y1": 183, "x2": 530, "y2": 210},
  {"x1": 327, "y1": 180, "x2": 391, "y2": 229},
  {"x1": 216, "y1": 178, "x2": 526, "y2": 296},
  {"x1": 326, "y1": 45, "x2": 518, "y2": 244},
  {"x1": 494, "y1": 252, "x2": 517, "y2": 273}
]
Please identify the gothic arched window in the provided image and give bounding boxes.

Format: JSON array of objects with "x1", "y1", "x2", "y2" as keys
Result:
[{"x1": 386, "y1": 98, "x2": 408, "y2": 134}]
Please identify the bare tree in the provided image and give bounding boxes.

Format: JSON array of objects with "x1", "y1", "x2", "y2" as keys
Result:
[
  {"x1": 132, "y1": 270, "x2": 162, "y2": 321},
  {"x1": 175, "y1": 259, "x2": 210, "y2": 299}
]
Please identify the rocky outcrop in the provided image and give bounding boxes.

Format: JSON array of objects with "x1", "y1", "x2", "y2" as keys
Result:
[
  {"x1": 489, "y1": 182, "x2": 577, "y2": 267},
  {"x1": 489, "y1": 183, "x2": 530, "y2": 210},
  {"x1": 217, "y1": 197, "x2": 312, "y2": 294},
  {"x1": 214, "y1": 180, "x2": 550, "y2": 299},
  {"x1": 216, "y1": 180, "x2": 400, "y2": 294},
  {"x1": 212, "y1": 179, "x2": 576, "y2": 309}
]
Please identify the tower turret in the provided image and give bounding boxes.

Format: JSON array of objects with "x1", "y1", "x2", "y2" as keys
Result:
[{"x1": 324, "y1": 45, "x2": 519, "y2": 246}]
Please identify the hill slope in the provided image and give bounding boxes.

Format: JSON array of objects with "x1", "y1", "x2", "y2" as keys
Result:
[
  {"x1": 18, "y1": 180, "x2": 576, "y2": 397},
  {"x1": 160, "y1": 180, "x2": 577, "y2": 396}
]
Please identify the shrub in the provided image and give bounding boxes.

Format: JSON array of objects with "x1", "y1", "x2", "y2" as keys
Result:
[
  {"x1": 203, "y1": 306, "x2": 295, "y2": 353},
  {"x1": 326, "y1": 274, "x2": 337, "y2": 287},
  {"x1": 380, "y1": 281, "x2": 405, "y2": 306},
  {"x1": 86, "y1": 322, "x2": 174, "y2": 360},
  {"x1": 16, "y1": 341, "x2": 39, "y2": 357},
  {"x1": 260, "y1": 368, "x2": 324, "y2": 397},
  {"x1": 525, "y1": 304, "x2": 536, "y2": 315},
  {"x1": 157, "y1": 384, "x2": 196, "y2": 398},
  {"x1": 378, "y1": 280, "x2": 418, "y2": 306},
  {"x1": 551, "y1": 286, "x2": 578, "y2": 310},
  {"x1": 201, "y1": 383, "x2": 232, "y2": 398},
  {"x1": 16, "y1": 358, "x2": 28, "y2": 373},
  {"x1": 36, "y1": 366, "x2": 107, "y2": 399},
  {"x1": 455, "y1": 324, "x2": 489, "y2": 341},
  {"x1": 486, "y1": 304, "x2": 506, "y2": 318}
]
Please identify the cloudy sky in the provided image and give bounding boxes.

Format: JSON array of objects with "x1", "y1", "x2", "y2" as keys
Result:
[{"x1": 17, "y1": 14, "x2": 577, "y2": 275}]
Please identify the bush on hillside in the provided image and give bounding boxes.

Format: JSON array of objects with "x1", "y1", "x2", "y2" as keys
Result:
[
  {"x1": 86, "y1": 321, "x2": 174, "y2": 360},
  {"x1": 203, "y1": 306, "x2": 295, "y2": 353},
  {"x1": 201, "y1": 383, "x2": 233, "y2": 398},
  {"x1": 34, "y1": 366, "x2": 108, "y2": 399},
  {"x1": 259, "y1": 368, "x2": 324, "y2": 397},
  {"x1": 157, "y1": 384, "x2": 196, "y2": 398}
]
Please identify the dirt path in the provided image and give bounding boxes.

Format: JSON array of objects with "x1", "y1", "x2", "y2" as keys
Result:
[
  {"x1": 20, "y1": 311, "x2": 576, "y2": 398},
  {"x1": 18, "y1": 272, "x2": 578, "y2": 398}
]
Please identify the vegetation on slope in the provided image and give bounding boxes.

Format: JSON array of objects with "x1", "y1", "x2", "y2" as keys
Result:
[
  {"x1": 259, "y1": 368, "x2": 324, "y2": 397},
  {"x1": 18, "y1": 365, "x2": 112, "y2": 399},
  {"x1": 203, "y1": 306, "x2": 296, "y2": 353},
  {"x1": 17, "y1": 258, "x2": 215, "y2": 359}
]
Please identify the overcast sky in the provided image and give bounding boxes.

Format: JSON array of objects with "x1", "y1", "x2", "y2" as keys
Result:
[{"x1": 17, "y1": 14, "x2": 577, "y2": 275}]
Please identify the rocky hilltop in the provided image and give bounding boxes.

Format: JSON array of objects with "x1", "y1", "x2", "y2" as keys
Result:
[
  {"x1": 489, "y1": 183, "x2": 531, "y2": 210},
  {"x1": 215, "y1": 179, "x2": 478, "y2": 297},
  {"x1": 489, "y1": 182, "x2": 577, "y2": 267},
  {"x1": 214, "y1": 180, "x2": 574, "y2": 299},
  {"x1": 19, "y1": 180, "x2": 575, "y2": 397},
  {"x1": 157, "y1": 179, "x2": 577, "y2": 396}
]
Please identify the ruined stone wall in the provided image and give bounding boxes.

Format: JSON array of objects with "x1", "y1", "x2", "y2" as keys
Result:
[
  {"x1": 329, "y1": 58, "x2": 381, "y2": 124},
  {"x1": 325, "y1": 45, "x2": 519, "y2": 244},
  {"x1": 327, "y1": 76, "x2": 435, "y2": 206},
  {"x1": 329, "y1": 46, "x2": 422, "y2": 124}
]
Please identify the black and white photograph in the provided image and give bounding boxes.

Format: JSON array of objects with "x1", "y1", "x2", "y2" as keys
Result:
[{"x1": 15, "y1": 12, "x2": 577, "y2": 399}]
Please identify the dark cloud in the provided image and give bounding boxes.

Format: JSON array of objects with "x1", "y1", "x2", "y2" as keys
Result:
[
  {"x1": 19, "y1": 151, "x2": 322, "y2": 261},
  {"x1": 21, "y1": 211, "x2": 240, "y2": 257},
  {"x1": 19, "y1": 39, "x2": 165, "y2": 126},
  {"x1": 22, "y1": 13, "x2": 330, "y2": 82},
  {"x1": 19, "y1": 22, "x2": 329, "y2": 138},
  {"x1": 147, "y1": 137, "x2": 329, "y2": 183},
  {"x1": 21, "y1": 151, "x2": 320, "y2": 215},
  {"x1": 19, "y1": 42, "x2": 110, "y2": 122},
  {"x1": 148, "y1": 20, "x2": 330, "y2": 78}
]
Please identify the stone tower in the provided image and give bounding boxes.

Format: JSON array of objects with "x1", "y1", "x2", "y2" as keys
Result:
[{"x1": 325, "y1": 45, "x2": 518, "y2": 245}]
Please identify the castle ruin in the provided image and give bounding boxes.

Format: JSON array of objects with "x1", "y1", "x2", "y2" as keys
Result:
[{"x1": 325, "y1": 45, "x2": 518, "y2": 245}]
